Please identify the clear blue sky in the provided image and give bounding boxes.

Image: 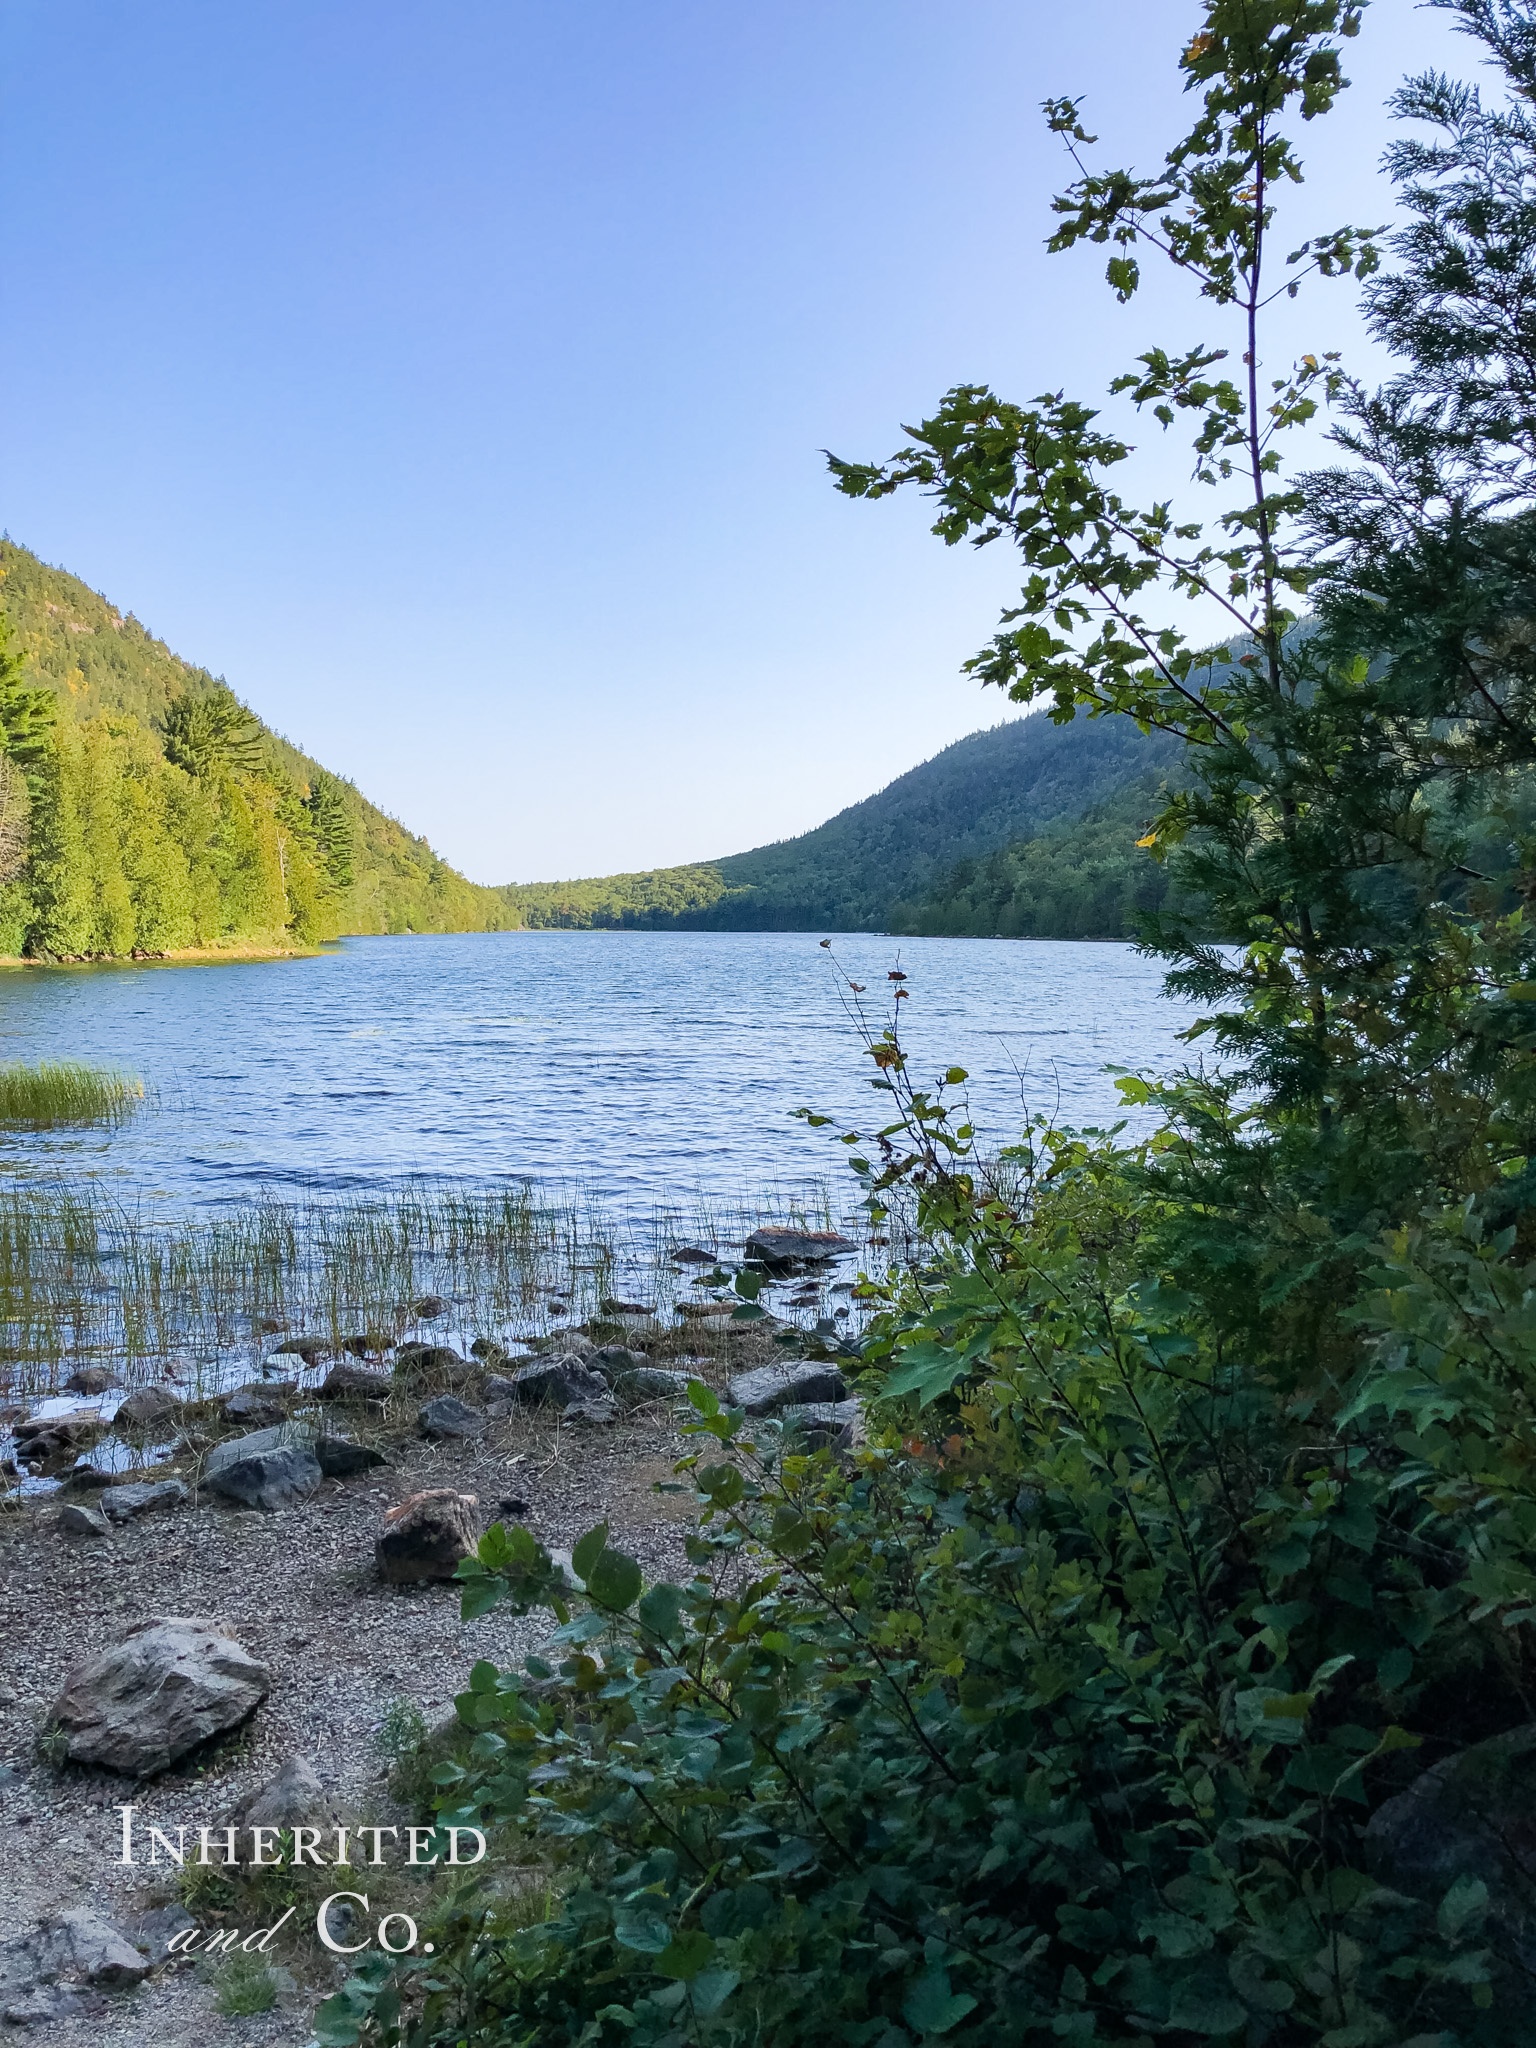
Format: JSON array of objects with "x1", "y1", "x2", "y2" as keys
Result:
[{"x1": 3, "y1": 0, "x2": 1462, "y2": 884}]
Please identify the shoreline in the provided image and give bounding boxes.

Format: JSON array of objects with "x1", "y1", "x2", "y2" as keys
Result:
[{"x1": 0, "y1": 943, "x2": 329, "y2": 970}]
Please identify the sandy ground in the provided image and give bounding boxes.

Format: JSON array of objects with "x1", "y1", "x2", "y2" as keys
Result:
[{"x1": 1, "y1": 1388, "x2": 718, "y2": 2045}]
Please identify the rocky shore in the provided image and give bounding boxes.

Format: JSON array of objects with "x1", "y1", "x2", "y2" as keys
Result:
[{"x1": 0, "y1": 1236, "x2": 862, "y2": 2045}]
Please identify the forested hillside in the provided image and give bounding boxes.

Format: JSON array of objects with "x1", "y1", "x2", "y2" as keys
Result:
[
  {"x1": 501, "y1": 713, "x2": 1181, "y2": 933},
  {"x1": 0, "y1": 541, "x2": 509, "y2": 956}
]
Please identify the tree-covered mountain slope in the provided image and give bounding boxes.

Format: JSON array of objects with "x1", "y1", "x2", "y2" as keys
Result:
[
  {"x1": 499, "y1": 712, "x2": 1183, "y2": 933},
  {"x1": 0, "y1": 540, "x2": 510, "y2": 955}
]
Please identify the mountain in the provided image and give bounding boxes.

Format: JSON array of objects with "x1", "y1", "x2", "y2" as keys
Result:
[
  {"x1": 499, "y1": 713, "x2": 1186, "y2": 935},
  {"x1": 0, "y1": 541, "x2": 510, "y2": 955}
]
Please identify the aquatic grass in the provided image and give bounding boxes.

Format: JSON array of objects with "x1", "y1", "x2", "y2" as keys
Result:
[
  {"x1": 0, "y1": 1060, "x2": 144, "y2": 1128},
  {"x1": 0, "y1": 1173, "x2": 879, "y2": 1399}
]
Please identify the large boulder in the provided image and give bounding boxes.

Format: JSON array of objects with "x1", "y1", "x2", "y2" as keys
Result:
[
  {"x1": 204, "y1": 1427, "x2": 322, "y2": 1510},
  {"x1": 115, "y1": 1384, "x2": 182, "y2": 1427},
  {"x1": 746, "y1": 1228, "x2": 856, "y2": 1265},
  {"x1": 48, "y1": 1617, "x2": 270, "y2": 1775},
  {"x1": 376, "y1": 1489, "x2": 479, "y2": 1583},
  {"x1": 100, "y1": 1479, "x2": 188, "y2": 1523},
  {"x1": 728, "y1": 1361, "x2": 848, "y2": 1416},
  {"x1": 504, "y1": 1355, "x2": 611, "y2": 1409},
  {"x1": 1364, "y1": 1722, "x2": 1536, "y2": 1977},
  {"x1": 0, "y1": 1905, "x2": 150, "y2": 2023}
]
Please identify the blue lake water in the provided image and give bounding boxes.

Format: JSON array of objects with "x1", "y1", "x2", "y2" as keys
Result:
[{"x1": 0, "y1": 931, "x2": 1199, "y2": 1216}]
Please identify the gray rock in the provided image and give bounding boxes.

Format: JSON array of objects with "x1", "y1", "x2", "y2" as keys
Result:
[
  {"x1": 318, "y1": 1362, "x2": 393, "y2": 1401},
  {"x1": 614, "y1": 1366, "x2": 694, "y2": 1401},
  {"x1": 29, "y1": 1908, "x2": 151, "y2": 1988},
  {"x1": 270, "y1": 1335, "x2": 329, "y2": 1361},
  {"x1": 505, "y1": 1355, "x2": 611, "y2": 1408},
  {"x1": 728, "y1": 1361, "x2": 848, "y2": 1416},
  {"x1": 746, "y1": 1228, "x2": 856, "y2": 1264},
  {"x1": 226, "y1": 1754, "x2": 341, "y2": 1840},
  {"x1": 418, "y1": 1394, "x2": 485, "y2": 1440},
  {"x1": 588, "y1": 1345, "x2": 650, "y2": 1385},
  {"x1": 222, "y1": 1385, "x2": 291, "y2": 1425},
  {"x1": 1364, "y1": 1721, "x2": 1536, "y2": 1976},
  {"x1": 4, "y1": 1984, "x2": 87, "y2": 2023},
  {"x1": 100, "y1": 1479, "x2": 188, "y2": 1523},
  {"x1": 205, "y1": 1445, "x2": 322, "y2": 1510},
  {"x1": 57, "y1": 1502, "x2": 112, "y2": 1539},
  {"x1": 59, "y1": 1465, "x2": 116, "y2": 1493},
  {"x1": 775, "y1": 1398, "x2": 862, "y2": 1450},
  {"x1": 396, "y1": 1344, "x2": 479, "y2": 1389},
  {"x1": 114, "y1": 1384, "x2": 182, "y2": 1427},
  {"x1": 64, "y1": 1367, "x2": 117, "y2": 1395},
  {"x1": 376, "y1": 1489, "x2": 478, "y2": 1582},
  {"x1": 205, "y1": 1421, "x2": 314, "y2": 1473},
  {"x1": 48, "y1": 1617, "x2": 271, "y2": 1776},
  {"x1": 315, "y1": 1434, "x2": 386, "y2": 1477},
  {"x1": 128, "y1": 1903, "x2": 196, "y2": 1958},
  {"x1": 564, "y1": 1397, "x2": 618, "y2": 1424}
]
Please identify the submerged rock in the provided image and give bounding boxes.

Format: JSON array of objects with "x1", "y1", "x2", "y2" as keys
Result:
[
  {"x1": 746, "y1": 1228, "x2": 856, "y2": 1265},
  {"x1": 411, "y1": 1295, "x2": 451, "y2": 1320},
  {"x1": 49, "y1": 1617, "x2": 270, "y2": 1775},
  {"x1": 63, "y1": 1367, "x2": 117, "y2": 1396},
  {"x1": 376, "y1": 1489, "x2": 478, "y2": 1582},
  {"x1": 270, "y1": 1335, "x2": 330, "y2": 1363},
  {"x1": 728, "y1": 1361, "x2": 848, "y2": 1416}
]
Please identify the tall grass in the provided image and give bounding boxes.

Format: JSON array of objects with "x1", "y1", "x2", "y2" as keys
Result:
[
  {"x1": 0, "y1": 1175, "x2": 873, "y2": 1399},
  {"x1": 0, "y1": 1061, "x2": 144, "y2": 1128}
]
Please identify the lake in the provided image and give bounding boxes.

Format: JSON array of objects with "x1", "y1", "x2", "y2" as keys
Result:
[{"x1": 0, "y1": 931, "x2": 1197, "y2": 1215}]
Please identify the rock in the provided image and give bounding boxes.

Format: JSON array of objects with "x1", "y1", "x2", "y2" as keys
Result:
[
  {"x1": 226, "y1": 1754, "x2": 341, "y2": 1839},
  {"x1": 205, "y1": 1445, "x2": 321, "y2": 1510},
  {"x1": 676, "y1": 1300, "x2": 737, "y2": 1319},
  {"x1": 114, "y1": 1384, "x2": 182, "y2": 1427},
  {"x1": 64, "y1": 1367, "x2": 116, "y2": 1395},
  {"x1": 30, "y1": 1908, "x2": 151, "y2": 1988},
  {"x1": 205, "y1": 1421, "x2": 311, "y2": 1471},
  {"x1": 728, "y1": 1361, "x2": 848, "y2": 1416},
  {"x1": 48, "y1": 1617, "x2": 270, "y2": 1775},
  {"x1": 587, "y1": 1345, "x2": 650, "y2": 1384},
  {"x1": 376, "y1": 1489, "x2": 478, "y2": 1582},
  {"x1": 395, "y1": 1344, "x2": 478, "y2": 1388},
  {"x1": 1363, "y1": 1722, "x2": 1536, "y2": 1976},
  {"x1": 615, "y1": 1366, "x2": 694, "y2": 1401},
  {"x1": 746, "y1": 1228, "x2": 856, "y2": 1265},
  {"x1": 16, "y1": 1412, "x2": 98, "y2": 1452},
  {"x1": 314, "y1": 1433, "x2": 386, "y2": 1477},
  {"x1": 342, "y1": 1331, "x2": 392, "y2": 1358},
  {"x1": 100, "y1": 1479, "x2": 188, "y2": 1523},
  {"x1": 776, "y1": 1398, "x2": 862, "y2": 1449},
  {"x1": 418, "y1": 1394, "x2": 485, "y2": 1440},
  {"x1": 4, "y1": 1984, "x2": 87, "y2": 2023},
  {"x1": 505, "y1": 1355, "x2": 611, "y2": 1408},
  {"x1": 59, "y1": 1465, "x2": 116, "y2": 1492},
  {"x1": 221, "y1": 1384, "x2": 291, "y2": 1425},
  {"x1": 565, "y1": 1398, "x2": 618, "y2": 1424},
  {"x1": 412, "y1": 1294, "x2": 450, "y2": 1319},
  {"x1": 57, "y1": 1502, "x2": 112, "y2": 1539},
  {"x1": 599, "y1": 1297, "x2": 655, "y2": 1316},
  {"x1": 318, "y1": 1361, "x2": 393, "y2": 1401},
  {"x1": 269, "y1": 1335, "x2": 329, "y2": 1362},
  {"x1": 128, "y1": 1903, "x2": 196, "y2": 1958},
  {"x1": 470, "y1": 1336, "x2": 512, "y2": 1361},
  {"x1": 671, "y1": 1245, "x2": 718, "y2": 1264}
]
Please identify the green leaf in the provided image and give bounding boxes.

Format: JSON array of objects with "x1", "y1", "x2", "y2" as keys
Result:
[
  {"x1": 638, "y1": 1580, "x2": 687, "y2": 1640},
  {"x1": 903, "y1": 1971, "x2": 978, "y2": 2037},
  {"x1": 687, "y1": 1381, "x2": 720, "y2": 1418},
  {"x1": 587, "y1": 1546, "x2": 643, "y2": 1612},
  {"x1": 1438, "y1": 1875, "x2": 1489, "y2": 1943},
  {"x1": 654, "y1": 1930, "x2": 715, "y2": 1980},
  {"x1": 614, "y1": 1910, "x2": 673, "y2": 1955},
  {"x1": 572, "y1": 1522, "x2": 610, "y2": 1582}
]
